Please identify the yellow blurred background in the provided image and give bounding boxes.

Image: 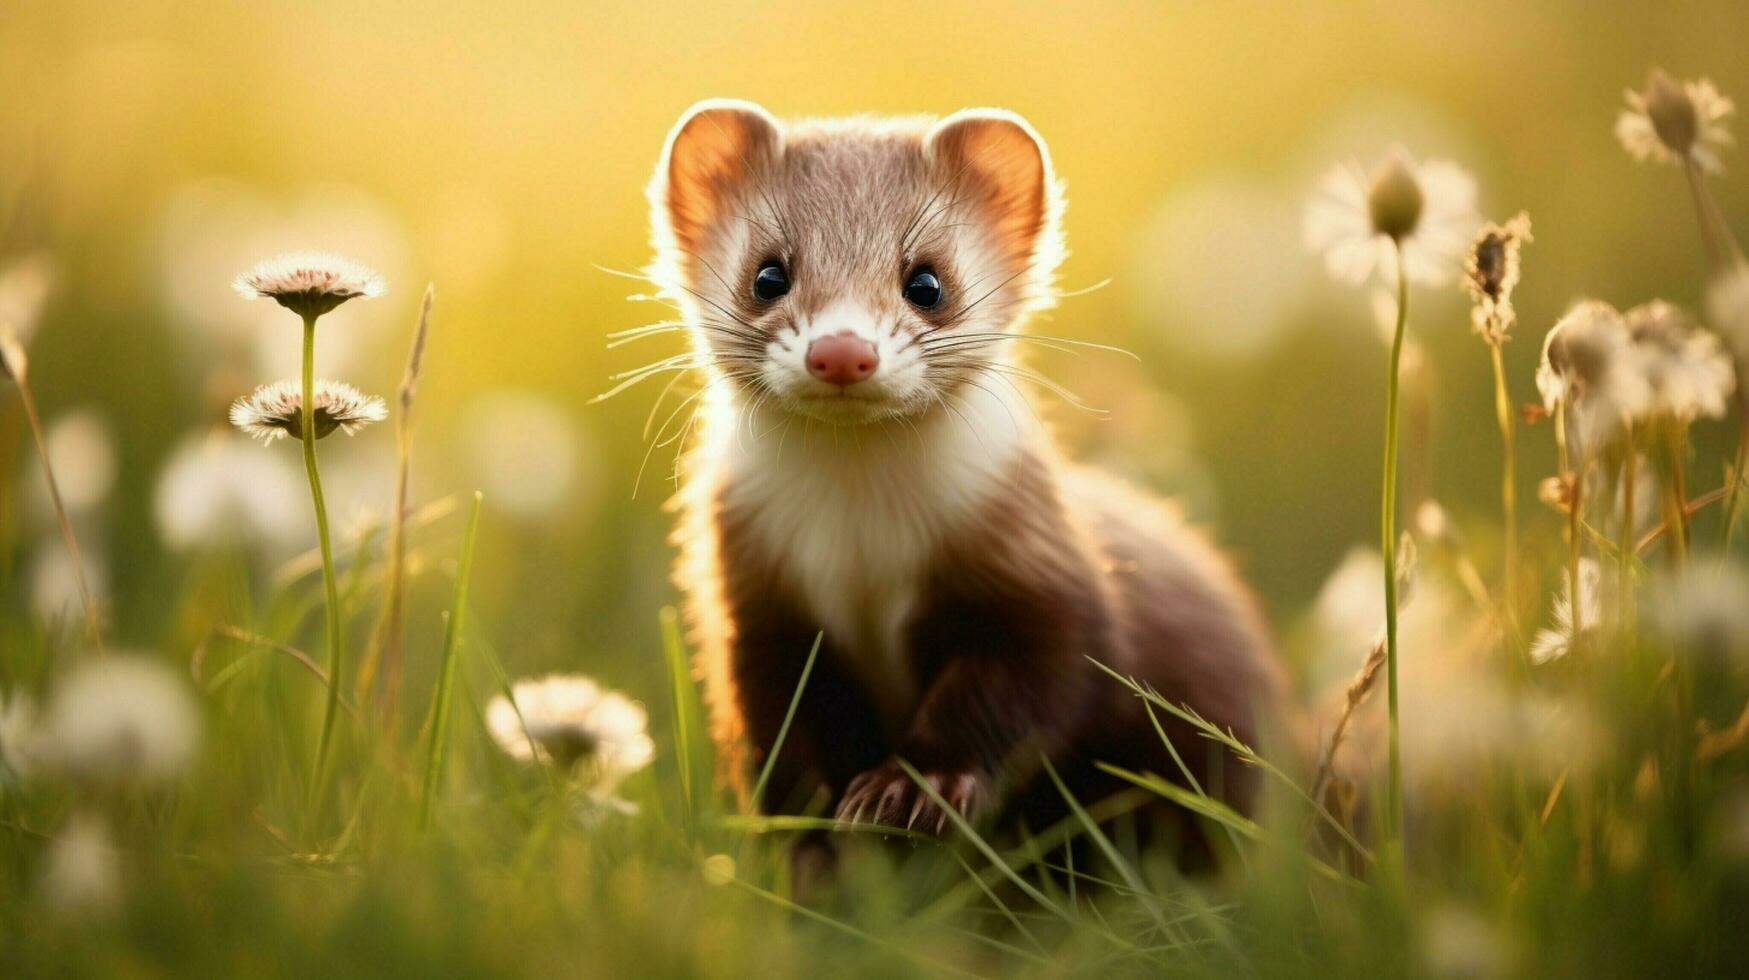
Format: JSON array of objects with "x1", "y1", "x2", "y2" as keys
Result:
[{"x1": 3, "y1": 0, "x2": 1748, "y2": 683}]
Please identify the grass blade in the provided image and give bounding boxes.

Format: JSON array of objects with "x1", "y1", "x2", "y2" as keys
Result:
[
  {"x1": 749, "y1": 632, "x2": 821, "y2": 811},
  {"x1": 417, "y1": 491, "x2": 483, "y2": 831}
]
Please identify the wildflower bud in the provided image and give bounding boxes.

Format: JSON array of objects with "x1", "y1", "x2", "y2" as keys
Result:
[
  {"x1": 1644, "y1": 70, "x2": 1700, "y2": 158},
  {"x1": 1366, "y1": 152, "x2": 1424, "y2": 241},
  {"x1": 0, "y1": 326, "x2": 26, "y2": 381},
  {"x1": 1539, "y1": 473, "x2": 1577, "y2": 514},
  {"x1": 701, "y1": 853, "x2": 737, "y2": 886}
]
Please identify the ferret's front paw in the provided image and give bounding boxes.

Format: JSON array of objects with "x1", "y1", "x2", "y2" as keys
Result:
[{"x1": 835, "y1": 761, "x2": 989, "y2": 836}]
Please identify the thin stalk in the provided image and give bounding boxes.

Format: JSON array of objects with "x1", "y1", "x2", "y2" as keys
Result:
[
  {"x1": 1487, "y1": 342, "x2": 1517, "y2": 593},
  {"x1": 1722, "y1": 380, "x2": 1748, "y2": 554},
  {"x1": 1555, "y1": 400, "x2": 1584, "y2": 646},
  {"x1": 303, "y1": 313, "x2": 346, "y2": 822},
  {"x1": 1682, "y1": 159, "x2": 1725, "y2": 270},
  {"x1": 418, "y1": 491, "x2": 484, "y2": 831},
  {"x1": 12, "y1": 369, "x2": 103, "y2": 653},
  {"x1": 1664, "y1": 424, "x2": 1693, "y2": 566},
  {"x1": 1618, "y1": 436, "x2": 1637, "y2": 624},
  {"x1": 1680, "y1": 162, "x2": 1749, "y2": 552},
  {"x1": 1380, "y1": 241, "x2": 1408, "y2": 860},
  {"x1": 359, "y1": 284, "x2": 434, "y2": 725}
]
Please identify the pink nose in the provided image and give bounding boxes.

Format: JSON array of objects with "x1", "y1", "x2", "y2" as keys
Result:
[{"x1": 806, "y1": 332, "x2": 879, "y2": 386}]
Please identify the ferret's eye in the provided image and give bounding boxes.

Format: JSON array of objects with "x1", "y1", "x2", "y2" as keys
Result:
[
  {"x1": 904, "y1": 268, "x2": 942, "y2": 309},
  {"x1": 752, "y1": 261, "x2": 790, "y2": 302}
]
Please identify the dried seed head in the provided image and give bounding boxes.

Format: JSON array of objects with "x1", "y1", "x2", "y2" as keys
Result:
[
  {"x1": 229, "y1": 379, "x2": 387, "y2": 443},
  {"x1": 1465, "y1": 212, "x2": 1532, "y2": 344},
  {"x1": 1624, "y1": 300, "x2": 1737, "y2": 421},
  {"x1": 1617, "y1": 70, "x2": 1736, "y2": 173},
  {"x1": 1367, "y1": 152, "x2": 1425, "y2": 241},
  {"x1": 1645, "y1": 70, "x2": 1700, "y2": 158},
  {"x1": 0, "y1": 325, "x2": 27, "y2": 381}
]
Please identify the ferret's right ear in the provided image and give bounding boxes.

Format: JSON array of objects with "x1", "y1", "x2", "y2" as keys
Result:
[{"x1": 652, "y1": 99, "x2": 782, "y2": 253}]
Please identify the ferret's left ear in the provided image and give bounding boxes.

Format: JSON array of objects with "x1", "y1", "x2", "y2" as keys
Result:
[{"x1": 925, "y1": 109, "x2": 1060, "y2": 272}]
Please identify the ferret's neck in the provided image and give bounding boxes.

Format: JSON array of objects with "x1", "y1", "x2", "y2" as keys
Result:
[{"x1": 713, "y1": 376, "x2": 1041, "y2": 521}]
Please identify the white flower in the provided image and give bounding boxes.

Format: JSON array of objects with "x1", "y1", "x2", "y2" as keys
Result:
[
  {"x1": 1616, "y1": 71, "x2": 1735, "y2": 174},
  {"x1": 154, "y1": 431, "x2": 307, "y2": 552},
  {"x1": 233, "y1": 250, "x2": 385, "y2": 319},
  {"x1": 1707, "y1": 262, "x2": 1749, "y2": 356},
  {"x1": 31, "y1": 540, "x2": 108, "y2": 628},
  {"x1": 1464, "y1": 212, "x2": 1532, "y2": 344},
  {"x1": 1304, "y1": 149, "x2": 1478, "y2": 287},
  {"x1": 1536, "y1": 301, "x2": 1651, "y2": 454},
  {"x1": 486, "y1": 674, "x2": 654, "y2": 790},
  {"x1": 37, "y1": 655, "x2": 200, "y2": 788},
  {"x1": 41, "y1": 811, "x2": 121, "y2": 917},
  {"x1": 25, "y1": 408, "x2": 116, "y2": 516},
  {"x1": 1650, "y1": 563, "x2": 1749, "y2": 668},
  {"x1": 1530, "y1": 559, "x2": 1604, "y2": 666},
  {"x1": 229, "y1": 378, "x2": 387, "y2": 443},
  {"x1": 1624, "y1": 300, "x2": 1737, "y2": 422}
]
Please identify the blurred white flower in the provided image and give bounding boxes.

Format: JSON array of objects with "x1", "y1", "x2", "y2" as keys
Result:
[
  {"x1": 229, "y1": 378, "x2": 387, "y2": 443},
  {"x1": 486, "y1": 674, "x2": 654, "y2": 791},
  {"x1": 31, "y1": 539, "x2": 108, "y2": 628},
  {"x1": 38, "y1": 655, "x2": 199, "y2": 788},
  {"x1": 0, "y1": 690, "x2": 35, "y2": 782},
  {"x1": 1304, "y1": 149, "x2": 1478, "y2": 287},
  {"x1": 1706, "y1": 263, "x2": 1749, "y2": 356},
  {"x1": 1530, "y1": 559, "x2": 1604, "y2": 666},
  {"x1": 1650, "y1": 563, "x2": 1749, "y2": 668},
  {"x1": 1616, "y1": 71, "x2": 1735, "y2": 174},
  {"x1": 1536, "y1": 301, "x2": 1651, "y2": 454},
  {"x1": 1130, "y1": 178, "x2": 1308, "y2": 360},
  {"x1": 1623, "y1": 300, "x2": 1736, "y2": 422},
  {"x1": 41, "y1": 811, "x2": 121, "y2": 918},
  {"x1": 0, "y1": 252, "x2": 56, "y2": 344},
  {"x1": 154, "y1": 431, "x2": 307, "y2": 552},
  {"x1": 459, "y1": 391, "x2": 592, "y2": 520},
  {"x1": 25, "y1": 408, "x2": 116, "y2": 516},
  {"x1": 1420, "y1": 904, "x2": 1511, "y2": 980}
]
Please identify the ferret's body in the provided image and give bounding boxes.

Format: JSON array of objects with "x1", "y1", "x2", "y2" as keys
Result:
[{"x1": 650, "y1": 102, "x2": 1287, "y2": 842}]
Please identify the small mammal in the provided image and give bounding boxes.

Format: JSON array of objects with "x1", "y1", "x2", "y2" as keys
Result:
[{"x1": 649, "y1": 100, "x2": 1288, "y2": 851}]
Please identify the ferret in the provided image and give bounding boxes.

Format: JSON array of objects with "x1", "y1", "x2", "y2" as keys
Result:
[{"x1": 647, "y1": 100, "x2": 1289, "y2": 853}]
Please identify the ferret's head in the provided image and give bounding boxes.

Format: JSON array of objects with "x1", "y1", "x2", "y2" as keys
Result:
[{"x1": 648, "y1": 100, "x2": 1063, "y2": 424}]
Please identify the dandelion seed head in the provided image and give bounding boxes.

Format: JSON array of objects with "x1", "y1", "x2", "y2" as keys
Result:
[
  {"x1": 38, "y1": 655, "x2": 200, "y2": 788},
  {"x1": 1616, "y1": 70, "x2": 1735, "y2": 173},
  {"x1": 228, "y1": 379, "x2": 387, "y2": 443},
  {"x1": 485, "y1": 674, "x2": 654, "y2": 791},
  {"x1": 1465, "y1": 212, "x2": 1532, "y2": 344},
  {"x1": 1536, "y1": 301, "x2": 1650, "y2": 452},
  {"x1": 1305, "y1": 150, "x2": 1477, "y2": 287},
  {"x1": 233, "y1": 250, "x2": 385, "y2": 319},
  {"x1": 28, "y1": 409, "x2": 117, "y2": 515},
  {"x1": 1624, "y1": 300, "x2": 1737, "y2": 422}
]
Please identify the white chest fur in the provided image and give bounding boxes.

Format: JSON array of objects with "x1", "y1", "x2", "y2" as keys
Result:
[{"x1": 717, "y1": 382, "x2": 1034, "y2": 729}]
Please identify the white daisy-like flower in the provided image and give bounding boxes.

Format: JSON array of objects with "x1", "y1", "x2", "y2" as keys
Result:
[
  {"x1": 486, "y1": 674, "x2": 654, "y2": 790},
  {"x1": 233, "y1": 250, "x2": 385, "y2": 319},
  {"x1": 1623, "y1": 300, "x2": 1737, "y2": 422},
  {"x1": 154, "y1": 430, "x2": 307, "y2": 551},
  {"x1": 1536, "y1": 301, "x2": 1652, "y2": 454},
  {"x1": 1530, "y1": 558, "x2": 1604, "y2": 666},
  {"x1": 1304, "y1": 149, "x2": 1479, "y2": 287},
  {"x1": 37, "y1": 655, "x2": 200, "y2": 788},
  {"x1": 41, "y1": 811, "x2": 122, "y2": 918},
  {"x1": 1464, "y1": 212, "x2": 1533, "y2": 344},
  {"x1": 229, "y1": 379, "x2": 387, "y2": 443},
  {"x1": 1615, "y1": 70, "x2": 1735, "y2": 174}
]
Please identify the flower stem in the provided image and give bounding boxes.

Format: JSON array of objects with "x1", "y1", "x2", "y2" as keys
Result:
[
  {"x1": 301, "y1": 313, "x2": 345, "y2": 824},
  {"x1": 1486, "y1": 340, "x2": 1518, "y2": 607},
  {"x1": 14, "y1": 371, "x2": 104, "y2": 654},
  {"x1": 1618, "y1": 432, "x2": 1637, "y2": 627},
  {"x1": 1380, "y1": 242, "x2": 1408, "y2": 862}
]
